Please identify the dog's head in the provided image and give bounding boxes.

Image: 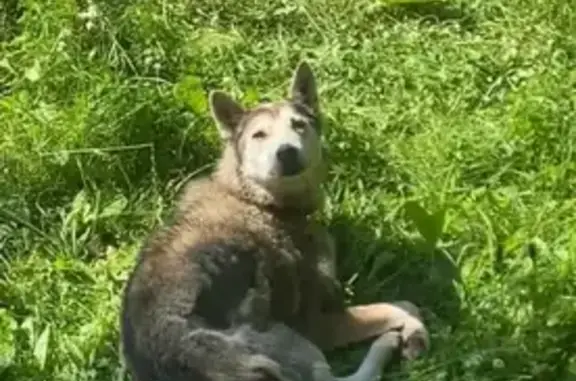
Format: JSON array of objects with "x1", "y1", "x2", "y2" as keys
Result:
[{"x1": 210, "y1": 61, "x2": 325, "y2": 211}]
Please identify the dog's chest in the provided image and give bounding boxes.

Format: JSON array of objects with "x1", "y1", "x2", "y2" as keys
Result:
[{"x1": 265, "y1": 221, "x2": 323, "y2": 325}]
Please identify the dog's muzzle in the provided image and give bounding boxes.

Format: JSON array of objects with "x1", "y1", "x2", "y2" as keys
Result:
[{"x1": 276, "y1": 144, "x2": 304, "y2": 176}]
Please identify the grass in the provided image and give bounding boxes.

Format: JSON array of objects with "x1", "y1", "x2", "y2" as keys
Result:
[{"x1": 1, "y1": 0, "x2": 575, "y2": 380}]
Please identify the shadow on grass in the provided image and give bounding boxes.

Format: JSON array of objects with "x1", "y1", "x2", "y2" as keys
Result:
[
  {"x1": 0, "y1": 97, "x2": 219, "y2": 257},
  {"x1": 370, "y1": 1, "x2": 477, "y2": 32},
  {"x1": 0, "y1": 0, "x2": 23, "y2": 42},
  {"x1": 10, "y1": 98, "x2": 216, "y2": 202},
  {"x1": 323, "y1": 115, "x2": 414, "y2": 196},
  {"x1": 324, "y1": 212, "x2": 462, "y2": 375}
]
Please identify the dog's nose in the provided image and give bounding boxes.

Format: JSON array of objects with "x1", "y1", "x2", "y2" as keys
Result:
[{"x1": 276, "y1": 144, "x2": 304, "y2": 176}]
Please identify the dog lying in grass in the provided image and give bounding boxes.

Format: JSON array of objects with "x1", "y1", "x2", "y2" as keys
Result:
[{"x1": 120, "y1": 60, "x2": 429, "y2": 381}]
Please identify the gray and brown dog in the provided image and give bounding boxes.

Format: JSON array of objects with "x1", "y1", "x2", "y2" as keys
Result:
[{"x1": 120, "y1": 61, "x2": 429, "y2": 381}]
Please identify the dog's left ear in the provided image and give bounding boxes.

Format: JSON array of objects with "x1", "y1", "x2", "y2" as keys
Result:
[{"x1": 290, "y1": 61, "x2": 318, "y2": 113}]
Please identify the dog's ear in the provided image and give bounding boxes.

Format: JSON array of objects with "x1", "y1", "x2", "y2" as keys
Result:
[
  {"x1": 209, "y1": 90, "x2": 245, "y2": 139},
  {"x1": 290, "y1": 61, "x2": 318, "y2": 112}
]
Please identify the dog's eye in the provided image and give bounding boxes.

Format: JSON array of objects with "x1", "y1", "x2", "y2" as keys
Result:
[
  {"x1": 252, "y1": 131, "x2": 267, "y2": 139},
  {"x1": 292, "y1": 119, "x2": 307, "y2": 132}
]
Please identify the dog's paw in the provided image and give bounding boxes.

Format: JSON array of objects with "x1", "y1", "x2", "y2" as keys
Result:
[
  {"x1": 372, "y1": 328, "x2": 403, "y2": 351},
  {"x1": 388, "y1": 301, "x2": 429, "y2": 360}
]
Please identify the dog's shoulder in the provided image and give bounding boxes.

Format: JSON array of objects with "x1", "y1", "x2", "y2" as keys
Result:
[{"x1": 123, "y1": 176, "x2": 296, "y2": 325}]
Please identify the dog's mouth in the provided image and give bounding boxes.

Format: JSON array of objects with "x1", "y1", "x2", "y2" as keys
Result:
[
  {"x1": 279, "y1": 161, "x2": 305, "y2": 177},
  {"x1": 263, "y1": 163, "x2": 309, "y2": 184}
]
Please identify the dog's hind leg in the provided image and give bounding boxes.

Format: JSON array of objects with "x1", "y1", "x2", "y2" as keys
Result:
[
  {"x1": 133, "y1": 314, "x2": 285, "y2": 381},
  {"x1": 185, "y1": 327, "x2": 286, "y2": 381},
  {"x1": 232, "y1": 323, "x2": 402, "y2": 381}
]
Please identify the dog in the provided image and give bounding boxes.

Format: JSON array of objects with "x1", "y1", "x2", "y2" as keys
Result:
[{"x1": 119, "y1": 61, "x2": 429, "y2": 381}]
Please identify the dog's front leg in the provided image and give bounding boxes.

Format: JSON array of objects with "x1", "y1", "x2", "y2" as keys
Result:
[{"x1": 304, "y1": 223, "x2": 429, "y2": 359}]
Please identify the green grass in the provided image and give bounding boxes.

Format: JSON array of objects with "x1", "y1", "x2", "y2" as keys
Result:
[{"x1": 1, "y1": 0, "x2": 575, "y2": 380}]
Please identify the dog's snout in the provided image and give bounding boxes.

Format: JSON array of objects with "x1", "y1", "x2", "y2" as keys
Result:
[
  {"x1": 276, "y1": 144, "x2": 304, "y2": 176},
  {"x1": 276, "y1": 144, "x2": 299, "y2": 162}
]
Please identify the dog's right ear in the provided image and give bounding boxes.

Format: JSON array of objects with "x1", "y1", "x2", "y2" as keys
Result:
[
  {"x1": 209, "y1": 90, "x2": 245, "y2": 139},
  {"x1": 290, "y1": 61, "x2": 318, "y2": 113}
]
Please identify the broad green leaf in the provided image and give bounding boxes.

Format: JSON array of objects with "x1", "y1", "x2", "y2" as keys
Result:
[
  {"x1": 24, "y1": 60, "x2": 42, "y2": 82},
  {"x1": 33, "y1": 325, "x2": 50, "y2": 370},
  {"x1": 403, "y1": 200, "x2": 445, "y2": 248},
  {"x1": 100, "y1": 197, "x2": 128, "y2": 219},
  {"x1": 71, "y1": 190, "x2": 88, "y2": 214}
]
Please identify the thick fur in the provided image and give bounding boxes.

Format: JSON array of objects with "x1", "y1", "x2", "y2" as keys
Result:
[
  {"x1": 120, "y1": 61, "x2": 429, "y2": 381},
  {"x1": 232, "y1": 275, "x2": 404, "y2": 381}
]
